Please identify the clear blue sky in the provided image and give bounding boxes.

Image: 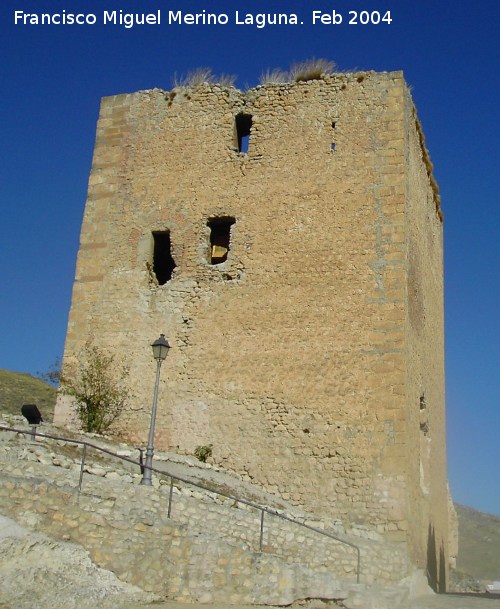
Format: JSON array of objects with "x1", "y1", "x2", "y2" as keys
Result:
[{"x1": 0, "y1": 0, "x2": 498, "y2": 515}]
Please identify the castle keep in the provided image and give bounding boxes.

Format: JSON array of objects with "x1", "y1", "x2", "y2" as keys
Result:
[{"x1": 55, "y1": 71, "x2": 452, "y2": 584}]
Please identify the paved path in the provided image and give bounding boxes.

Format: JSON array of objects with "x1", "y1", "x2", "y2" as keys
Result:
[
  {"x1": 119, "y1": 593, "x2": 500, "y2": 609},
  {"x1": 409, "y1": 593, "x2": 500, "y2": 609}
]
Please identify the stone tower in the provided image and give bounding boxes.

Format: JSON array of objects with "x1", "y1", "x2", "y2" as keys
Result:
[{"x1": 55, "y1": 71, "x2": 452, "y2": 586}]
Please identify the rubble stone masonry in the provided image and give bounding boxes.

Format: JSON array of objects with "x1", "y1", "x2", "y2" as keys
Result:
[{"x1": 54, "y1": 71, "x2": 451, "y2": 586}]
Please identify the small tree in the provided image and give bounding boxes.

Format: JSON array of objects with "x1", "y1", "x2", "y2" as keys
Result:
[
  {"x1": 60, "y1": 345, "x2": 130, "y2": 434},
  {"x1": 36, "y1": 356, "x2": 61, "y2": 387}
]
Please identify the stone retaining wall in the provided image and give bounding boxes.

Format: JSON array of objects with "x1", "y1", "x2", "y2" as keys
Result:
[{"x1": 0, "y1": 430, "x2": 409, "y2": 603}]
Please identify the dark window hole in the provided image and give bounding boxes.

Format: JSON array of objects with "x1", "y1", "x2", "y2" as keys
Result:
[
  {"x1": 235, "y1": 113, "x2": 252, "y2": 153},
  {"x1": 152, "y1": 231, "x2": 176, "y2": 285},
  {"x1": 208, "y1": 217, "x2": 235, "y2": 264}
]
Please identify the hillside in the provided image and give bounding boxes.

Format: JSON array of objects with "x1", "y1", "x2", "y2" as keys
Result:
[
  {"x1": 0, "y1": 369, "x2": 57, "y2": 421},
  {"x1": 455, "y1": 503, "x2": 500, "y2": 582}
]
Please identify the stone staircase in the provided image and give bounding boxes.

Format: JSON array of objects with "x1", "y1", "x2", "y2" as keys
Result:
[{"x1": 0, "y1": 415, "x2": 420, "y2": 607}]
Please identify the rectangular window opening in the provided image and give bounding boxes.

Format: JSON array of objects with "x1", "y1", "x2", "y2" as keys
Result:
[
  {"x1": 152, "y1": 231, "x2": 176, "y2": 285},
  {"x1": 208, "y1": 217, "x2": 235, "y2": 264},
  {"x1": 331, "y1": 121, "x2": 337, "y2": 152},
  {"x1": 235, "y1": 113, "x2": 252, "y2": 153}
]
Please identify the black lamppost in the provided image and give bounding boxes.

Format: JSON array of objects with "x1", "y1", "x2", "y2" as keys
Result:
[{"x1": 141, "y1": 334, "x2": 171, "y2": 486}]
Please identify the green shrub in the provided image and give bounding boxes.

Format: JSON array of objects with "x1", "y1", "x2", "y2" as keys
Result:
[
  {"x1": 60, "y1": 345, "x2": 130, "y2": 434},
  {"x1": 194, "y1": 444, "x2": 213, "y2": 463}
]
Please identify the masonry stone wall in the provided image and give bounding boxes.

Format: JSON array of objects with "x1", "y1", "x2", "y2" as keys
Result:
[
  {"x1": 0, "y1": 430, "x2": 410, "y2": 603},
  {"x1": 402, "y1": 91, "x2": 449, "y2": 587},
  {"x1": 54, "y1": 71, "x2": 450, "y2": 583}
]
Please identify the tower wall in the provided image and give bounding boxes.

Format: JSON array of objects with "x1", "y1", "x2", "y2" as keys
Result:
[
  {"x1": 55, "y1": 71, "x2": 449, "y2": 579},
  {"x1": 403, "y1": 91, "x2": 448, "y2": 585}
]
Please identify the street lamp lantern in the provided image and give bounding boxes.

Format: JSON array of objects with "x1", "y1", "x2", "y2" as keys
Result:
[
  {"x1": 151, "y1": 333, "x2": 171, "y2": 361},
  {"x1": 141, "y1": 334, "x2": 170, "y2": 486}
]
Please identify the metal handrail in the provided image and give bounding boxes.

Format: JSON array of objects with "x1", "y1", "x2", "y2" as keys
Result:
[{"x1": 0, "y1": 424, "x2": 361, "y2": 582}]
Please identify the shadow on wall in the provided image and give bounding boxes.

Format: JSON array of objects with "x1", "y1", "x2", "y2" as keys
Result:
[{"x1": 427, "y1": 524, "x2": 447, "y2": 592}]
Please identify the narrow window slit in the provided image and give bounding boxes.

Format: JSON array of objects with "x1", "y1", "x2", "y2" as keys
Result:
[
  {"x1": 419, "y1": 394, "x2": 429, "y2": 436},
  {"x1": 235, "y1": 113, "x2": 252, "y2": 153},
  {"x1": 152, "y1": 231, "x2": 176, "y2": 285},
  {"x1": 208, "y1": 217, "x2": 235, "y2": 264}
]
